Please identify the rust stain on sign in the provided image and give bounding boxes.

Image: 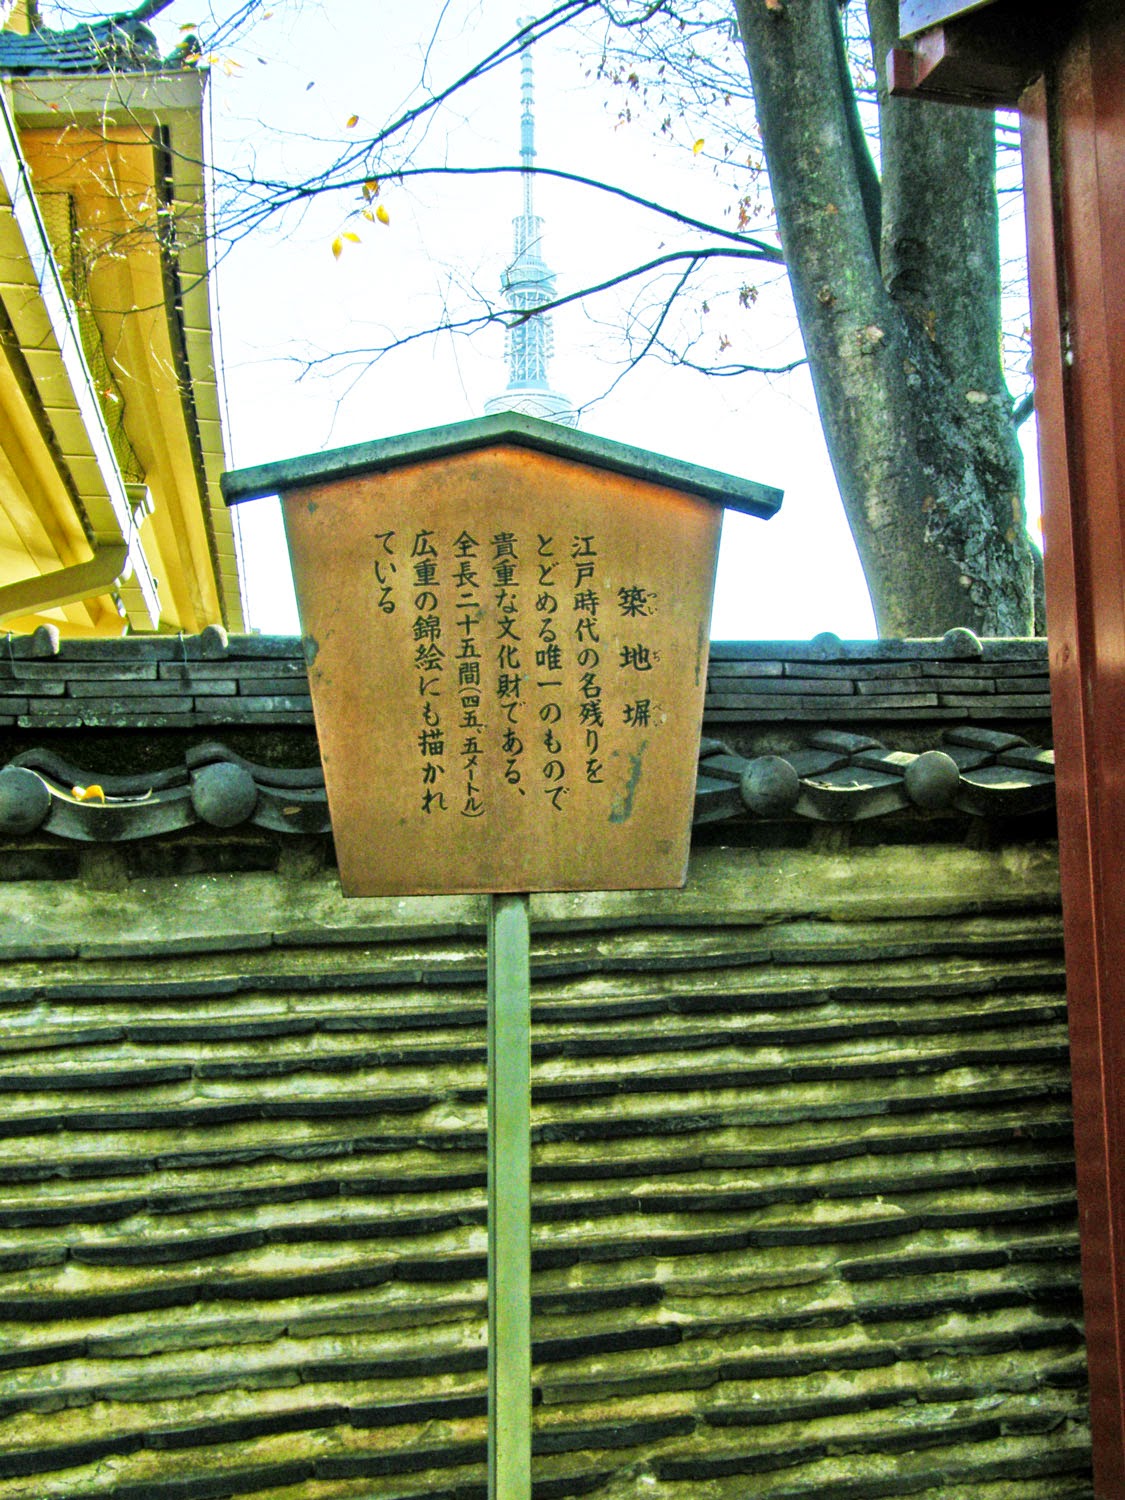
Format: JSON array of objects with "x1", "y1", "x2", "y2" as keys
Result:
[{"x1": 281, "y1": 445, "x2": 722, "y2": 896}]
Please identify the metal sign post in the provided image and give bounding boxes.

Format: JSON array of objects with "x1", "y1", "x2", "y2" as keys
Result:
[
  {"x1": 221, "y1": 412, "x2": 781, "y2": 1500},
  {"x1": 487, "y1": 893, "x2": 532, "y2": 1499}
]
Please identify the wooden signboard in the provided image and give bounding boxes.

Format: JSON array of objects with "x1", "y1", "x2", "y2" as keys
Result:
[
  {"x1": 222, "y1": 414, "x2": 782, "y2": 897},
  {"x1": 223, "y1": 412, "x2": 781, "y2": 1500}
]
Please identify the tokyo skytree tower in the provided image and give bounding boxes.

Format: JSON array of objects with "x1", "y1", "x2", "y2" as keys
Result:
[{"x1": 484, "y1": 32, "x2": 577, "y2": 426}]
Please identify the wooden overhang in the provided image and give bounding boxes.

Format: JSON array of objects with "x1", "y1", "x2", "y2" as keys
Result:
[
  {"x1": 0, "y1": 63, "x2": 243, "y2": 635},
  {"x1": 889, "y1": 0, "x2": 1073, "y2": 108}
]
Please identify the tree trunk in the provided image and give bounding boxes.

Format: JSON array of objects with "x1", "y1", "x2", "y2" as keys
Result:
[{"x1": 733, "y1": 0, "x2": 1037, "y2": 637}]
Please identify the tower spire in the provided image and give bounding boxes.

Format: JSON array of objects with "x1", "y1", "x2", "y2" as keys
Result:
[{"x1": 484, "y1": 27, "x2": 577, "y2": 426}]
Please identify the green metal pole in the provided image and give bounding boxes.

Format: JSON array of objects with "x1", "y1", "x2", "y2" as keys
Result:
[{"x1": 487, "y1": 892, "x2": 532, "y2": 1500}]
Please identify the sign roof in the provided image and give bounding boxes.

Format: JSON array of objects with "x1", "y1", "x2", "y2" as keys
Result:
[{"x1": 220, "y1": 412, "x2": 783, "y2": 520}]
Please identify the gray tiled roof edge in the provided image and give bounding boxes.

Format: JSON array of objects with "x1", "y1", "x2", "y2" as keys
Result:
[
  {"x1": 0, "y1": 628, "x2": 1050, "y2": 731},
  {"x1": 0, "y1": 726, "x2": 1056, "y2": 849}
]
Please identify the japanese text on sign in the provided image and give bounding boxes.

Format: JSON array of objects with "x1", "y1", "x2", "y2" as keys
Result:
[{"x1": 370, "y1": 525, "x2": 666, "y2": 819}]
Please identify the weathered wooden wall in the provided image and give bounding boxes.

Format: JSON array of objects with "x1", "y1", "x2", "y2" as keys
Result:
[{"x1": 0, "y1": 840, "x2": 1090, "y2": 1498}]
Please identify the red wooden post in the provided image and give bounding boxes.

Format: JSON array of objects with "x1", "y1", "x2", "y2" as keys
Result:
[
  {"x1": 894, "y1": 1, "x2": 1125, "y2": 1489},
  {"x1": 906, "y1": 0, "x2": 1125, "y2": 1482},
  {"x1": 1021, "y1": 10, "x2": 1125, "y2": 1490}
]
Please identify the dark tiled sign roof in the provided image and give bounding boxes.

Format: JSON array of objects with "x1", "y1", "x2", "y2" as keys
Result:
[{"x1": 220, "y1": 411, "x2": 785, "y2": 519}]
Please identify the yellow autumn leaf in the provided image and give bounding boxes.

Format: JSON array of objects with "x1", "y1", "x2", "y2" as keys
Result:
[
  {"x1": 331, "y1": 231, "x2": 362, "y2": 259},
  {"x1": 72, "y1": 784, "x2": 106, "y2": 803},
  {"x1": 362, "y1": 208, "x2": 375, "y2": 222},
  {"x1": 692, "y1": 138, "x2": 705, "y2": 155},
  {"x1": 346, "y1": 113, "x2": 359, "y2": 128},
  {"x1": 362, "y1": 179, "x2": 380, "y2": 200},
  {"x1": 375, "y1": 204, "x2": 390, "y2": 225}
]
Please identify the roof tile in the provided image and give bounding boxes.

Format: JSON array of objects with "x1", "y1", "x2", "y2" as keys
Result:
[{"x1": 0, "y1": 18, "x2": 167, "y2": 75}]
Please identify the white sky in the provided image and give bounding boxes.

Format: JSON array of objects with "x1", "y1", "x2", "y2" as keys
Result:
[{"x1": 48, "y1": 0, "x2": 1040, "y2": 640}]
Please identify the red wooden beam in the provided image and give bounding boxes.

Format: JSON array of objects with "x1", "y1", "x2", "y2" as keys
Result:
[
  {"x1": 1021, "y1": 8, "x2": 1125, "y2": 1490},
  {"x1": 894, "y1": 0, "x2": 1125, "y2": 1488}
]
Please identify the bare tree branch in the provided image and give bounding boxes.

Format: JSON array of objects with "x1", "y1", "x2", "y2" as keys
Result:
[
  {"x1": 578, "y1": 256, "x2": 699, "y2": 413},
  {"x1": 311, "y1": 2, "x2": 603, "y2": 194},
  {"x1": 1012, "y1": 390, "x2": 1035, "y2": 428},
  {"x1": 291, "y1": 239, "x2": 779, "y2": 381},
  {"x1": 650, "y1": 345, "x2": 806, "y2": 378},
  {"x1": 506, "y1": 244, "x2": 780, "y2": 323},
  {"x1": 377, "y1": 167, "x2": 782, "y2": 255},
  {"x1": 211, "y1": 158, "x2": 783, "y2": 256}
]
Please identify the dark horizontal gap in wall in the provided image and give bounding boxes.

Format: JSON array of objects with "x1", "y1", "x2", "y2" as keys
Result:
[
  {"x1": 651, "y1": 1432, "x2": 1090, "y2": 1487},
  {"x1": 4, "y1": 935, "x2": 1066, "y2": 1008},
  {"x1": 0, "y1": 1045, "x2": 1073, "y2": 1144},
  {"x1": 0, "y1": 1410, "x2": 1090, "y2": 1499},
  {"x1": 0, "y1": 1227, "x2": 1080, "y2": 1335},
  {"x1": 0, "y1": 1118, "x2": 1075, "y2": 1226},
  {"x1": 0, "y1": 1079, "x2": 1076, "y2": 1186},
  {"x1": 0, "y1": 1156, "x2": 1078, "y2": 1275},
  {"x1": 0, "y1": 976, "x2": 1070, "y2": 1067},
  {"x1": 0, "y1": 999, "x2": 1070, "y2": 1087},
  {"x1": 0, "y1": 1322, "x2": 1085, "y2": 1431}
]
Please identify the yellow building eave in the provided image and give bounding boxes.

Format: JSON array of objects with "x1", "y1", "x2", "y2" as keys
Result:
[
  {"x1": 0, "y1": 85, "x2": 158, "y2": 632},
  {"x1": 0, "y1": 66, "x2": 245, "y2": 634}
]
